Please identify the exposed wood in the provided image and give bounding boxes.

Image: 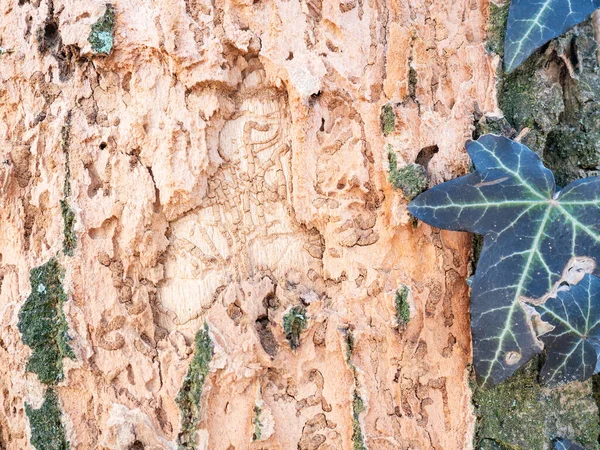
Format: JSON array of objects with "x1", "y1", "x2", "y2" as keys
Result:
[{"x1": 0, "y1": 0, "x2": 498, "y2": 448}]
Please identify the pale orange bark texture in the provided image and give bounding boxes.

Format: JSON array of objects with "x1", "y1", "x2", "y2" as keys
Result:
[{"x1": 0, "y1": 0, "x2": 498, "y2": 448}]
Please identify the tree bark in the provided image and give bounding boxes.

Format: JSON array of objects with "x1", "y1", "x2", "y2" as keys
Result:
[{"x1": 0, "y1": 0, "x2": 497, "y2": 449}]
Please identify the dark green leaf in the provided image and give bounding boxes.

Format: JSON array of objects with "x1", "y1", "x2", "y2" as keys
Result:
[
  {"x1": 536, "y1": 274, "x2": 600, "y2": 386},
  {"x1": 504, "y1": 0, "x2": 600, "y2": 73},
  {"x1": 408, "y1": 134, "x2": 600, "y2": 386}
]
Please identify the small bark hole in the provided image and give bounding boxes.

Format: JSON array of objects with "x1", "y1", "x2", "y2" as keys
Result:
[
  {"x1": 415, "y1": 145, "x2": 439, "y2": 169},
  {"x1": 256, "y1": 315, "x2": 278, "y2": 358}
]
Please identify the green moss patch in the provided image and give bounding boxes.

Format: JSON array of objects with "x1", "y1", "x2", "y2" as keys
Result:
[
  {"x1": 344, "y1": 326, "x2": 366, "y2": 448},
  {"x1": 176, "y1": 323, "x2": 213, "y2": 449},
  {"x1": 283, "y1": 306, "x2": 308, "y2": 350},
  {"x1": 18, "y1": 259, "x2": 74, "y2": 385},
  {"x1": 498, "y1": 53, "x2": 564, "y2": 154},
  {"x1": 485, "y1": 2, "x2": 509, "y2": 57},
  {"x1": 252, "y1": 405, "x2": 262, "y2": 441},
  {"x1": 473, "y1": 358, "x2": 600, "y2": 450},
  {"x1": 380, "y1": 104, "x2": 395, "y2": 136},
  {"x1": 25, "y1": 389, "x2": 69, "y2": 450},
  {"x1": 394, "y1": 286, "x2": 410, "y2": 330},
  {"x1": 88, "y1": 5, "x2": 115, "y2": 54},
  {"x1": 352, "y1": 392, "x2": 366, "y2": 450},
  {"x1": 60, "y1": 200, "x2": 76, "y2": 257},
  {"x1": 388, "y1": 151, "x2": 428, "y2": 200}
]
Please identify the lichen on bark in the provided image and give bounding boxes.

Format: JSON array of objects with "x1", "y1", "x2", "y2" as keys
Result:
[
  {"x1": 25, "y1": 389, "x2": 69, "y2": 450},
  {"x1": 175, "y1": 323, "x2": 213, "y2": 449},
  {"x1": 18, "y1": 258, "x2": 74, "y2": 385},
  {"x1": 88, "y1": 4, "x2": 115, "y2": 54}
]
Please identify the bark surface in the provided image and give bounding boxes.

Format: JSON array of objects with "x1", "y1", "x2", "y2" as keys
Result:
[{"x1": 0, "y1": 0, "x2": 498, "y2": 449}]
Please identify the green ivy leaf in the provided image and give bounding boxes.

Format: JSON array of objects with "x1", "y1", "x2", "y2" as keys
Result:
[
  {"x1": 408, "y1": 134, "x2": 600, "y2": 387},
  {"x1": 504, "y1": 0, "x2": 600, "y2": 73},
  {"x1": 536, "y1": 274, "x2": 600, "y2": 386}
]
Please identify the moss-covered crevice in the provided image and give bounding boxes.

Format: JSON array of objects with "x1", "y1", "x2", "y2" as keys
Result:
[
  {"x1": 252, "y1": 405, "x2": 262, "y2": 441},
  {"x1": 473, "y1": 357, "x2": 599, "y2": 450},
  {"x1": 388, "y1": 150, "x2": 428, "y2": 200},
  {"x1": 60, "y1": 200, "x2": 76, "y2": 257},
  {"x1": 342, "y1": 327, "x2": 354, "y2": 364},
  {"x1": 283, "y1": 306, "x2": 308, "y2": 350},
  {"x1": 176, "y1": 323, "x2": 213, "y2": 449},
  {"x1": 343, "y1": 327, "x2": 367, "y2": 449},
  {"x1": 18, "y1": 258, "x2": 75, "y2": 385},
  {"x1": 88, "y1": 4, "x2": 115, "y2": 54},
  {"x1": 380, "y1": 104, "x2": 395, "y2": 136},
  {"x1": 394, "y1": 286, "x2": 410, "y2": 331},
  {"x1": 25, "y1": 389, "x2": 69, "y2": 450},
  {"x1": 351, "y1": 391, "x2": 367, "y2": 450},
  {"x1": 60, "y1": 116, "x2": 76, "y2": 256},
  {"x1": 19, "y1": 118, "x2": 77, "y2": 447}
]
